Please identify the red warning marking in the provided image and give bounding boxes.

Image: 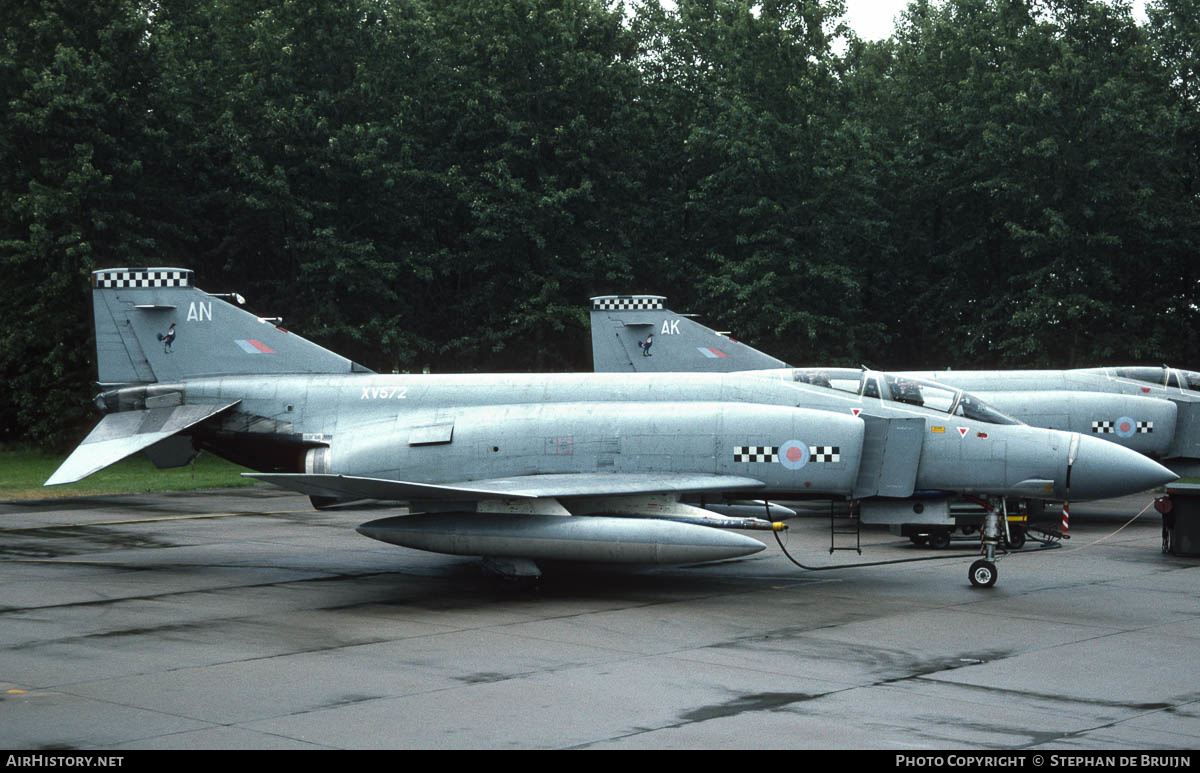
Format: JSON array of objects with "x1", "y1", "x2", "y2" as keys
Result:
[
  {"x1": 958, "y1": 427, "x2": 969, "y2": 438},
  {"x1": 852, "y1": 408, "x2": 862, "y2": 417},
  {"x1": 1141, "y1": 387, "x2": 1151, "y2": 393}
]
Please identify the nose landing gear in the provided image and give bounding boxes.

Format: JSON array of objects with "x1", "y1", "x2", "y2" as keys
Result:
[{"x1": 969, "y1": 498, "x2": 1006, "y2": 588}]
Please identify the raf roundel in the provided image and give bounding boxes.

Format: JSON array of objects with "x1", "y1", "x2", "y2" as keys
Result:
[
  {"x1": 778, "y1": 439, "x2": 809, "y2": 470},
  {"x1": 1115, "y1": 416, "x2": 1136, "y2": 439}
]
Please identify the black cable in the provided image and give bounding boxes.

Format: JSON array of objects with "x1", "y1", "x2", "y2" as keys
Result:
[{"x1": 772, "y1": 528, "x2": 1062, "y2": 572}]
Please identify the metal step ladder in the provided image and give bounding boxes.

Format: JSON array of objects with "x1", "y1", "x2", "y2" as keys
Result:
[{"x1": 830, "y1": 499, "x2": 862, "y2": 554}]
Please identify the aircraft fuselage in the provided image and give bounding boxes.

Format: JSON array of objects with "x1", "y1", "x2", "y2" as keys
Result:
[{"x1": 101, "y1": 370, "x2": 1141, "y2": 502}]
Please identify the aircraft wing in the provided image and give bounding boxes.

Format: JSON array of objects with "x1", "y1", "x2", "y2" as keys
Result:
[
  {"x1": 244, "y1": 472, "x2": 767, "y2": 502},
  {"x1": 46, "y1": 401, "x2": 241, "y2": 485}
]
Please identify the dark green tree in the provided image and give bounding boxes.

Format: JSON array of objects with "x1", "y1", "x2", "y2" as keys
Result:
[
  {"x1": 413, "y1": 0, "x2": 653, "y2": 371},
  {"x1": 627, "y1": 0, "x2": 889, "y2": 365},
  {"x1": 1143, "y1": 0, "x2": 1200, "y2": 364},
  {"x1": 0, "y1": 0, "x2": 158, "y2": 446},
  {"x1": 866, "y1": 0, "x2": 1188, "y2": 368}
]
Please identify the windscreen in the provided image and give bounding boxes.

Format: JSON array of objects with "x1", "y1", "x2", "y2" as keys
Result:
[{"x1": 953, "y1": 392, "x2": 1021, "y2": 425}]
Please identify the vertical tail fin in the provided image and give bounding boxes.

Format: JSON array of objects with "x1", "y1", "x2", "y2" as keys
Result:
[
  {"x1": 92, "y1": 267, "x2": 371, "y2": 385},
  {"x1": 589, "y1": 295, "x2": 789, "y2": 373}
]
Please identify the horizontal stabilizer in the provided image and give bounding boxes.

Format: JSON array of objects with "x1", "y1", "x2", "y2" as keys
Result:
[
  {"x1": 244, "y1": 472, "x2": 767, "y2": 502},
  {"x1": 45, "y1": 401, "x2": 240, "y2": 486}
]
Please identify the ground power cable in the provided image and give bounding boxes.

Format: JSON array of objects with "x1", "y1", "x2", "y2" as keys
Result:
[
  {"x1": 773, "y1": 498, "x2": 1160, "y2": 573},
  {"x1": 772, "y1": 528, "x2": 1062, "y2": 572},
  {"x1": 1045, "y1": 500, "x2": 1156, "y2": 554}
]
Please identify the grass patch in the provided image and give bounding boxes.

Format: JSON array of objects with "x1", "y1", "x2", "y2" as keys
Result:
[{"x1": 1, "y1": 448, "x2": 259, "y2": 500}]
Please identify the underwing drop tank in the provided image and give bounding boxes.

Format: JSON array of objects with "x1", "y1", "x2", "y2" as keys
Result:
[{"x1": 356, "y1": 513, "x2": 768, "y2": 564}]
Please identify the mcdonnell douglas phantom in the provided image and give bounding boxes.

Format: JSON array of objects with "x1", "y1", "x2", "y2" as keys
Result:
[
  {"x1": 590, "y1": 295, "x2": 1194, "y2": 472},
  {"x1": 45, "y1": 270, "x2": 1176, "y2": 587}
]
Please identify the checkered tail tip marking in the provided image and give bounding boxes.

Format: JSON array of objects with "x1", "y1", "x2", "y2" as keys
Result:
[
  {"x1": 93, "y1": 269, "x2": 192, "y2": 288},
  {"x1": 590, "y1": 296, "x2": 666, "y2": 311}
]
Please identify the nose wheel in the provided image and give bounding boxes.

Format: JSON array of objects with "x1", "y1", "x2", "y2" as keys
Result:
[{"x1": 969, "y1": 558, "x2": 997, "y2": 588}]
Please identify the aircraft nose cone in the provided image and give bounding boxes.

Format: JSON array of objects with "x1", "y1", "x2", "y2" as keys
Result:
[{"x1": 1069, "y1": 436, "x2": 1178, "y2": 500}]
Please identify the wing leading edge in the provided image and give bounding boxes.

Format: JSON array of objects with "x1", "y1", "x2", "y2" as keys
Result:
[{"x1": 244, "y1": 471, "x2": 767, "y2": 502}]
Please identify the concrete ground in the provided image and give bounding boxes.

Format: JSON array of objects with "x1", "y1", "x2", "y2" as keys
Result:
[{"x1": 1, "y1": 488, "x2": 1197, "y2": 749}]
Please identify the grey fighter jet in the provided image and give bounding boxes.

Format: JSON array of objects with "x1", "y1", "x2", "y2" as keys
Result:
[
  {"x1": 46, "y1": 271, "x2": 1175, "y2": 587},
  {"x1": 897, "y1": 366, "x2": 1200, "y2": 474},
  {"x1": 590, "y1": 296, "x2": 1190, "y2": 470}
]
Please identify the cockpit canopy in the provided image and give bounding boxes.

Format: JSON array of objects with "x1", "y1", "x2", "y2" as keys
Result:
[
  {"x1": 1112, "y1": 366, "x2": 1200, "y2": 392},
  {"x1": 791, "y1": 368, "x2": 1021, "y2": 425}
]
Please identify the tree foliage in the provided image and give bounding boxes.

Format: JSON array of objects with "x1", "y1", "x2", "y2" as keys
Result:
[{"x1": 2, "y1": 0, "x2": 1198, "y2": 446}]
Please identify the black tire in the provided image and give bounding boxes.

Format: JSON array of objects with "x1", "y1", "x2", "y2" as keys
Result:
[
  {"x1": 910, "y1": 535, "x2": 929, "y2": 546},
  {"x1": 969, "y1": 559, "x2": 997, "y2": 588},
  {"x1": 928, "y1": 530, "x2": 952, "y2": 549},
  {"x1": 1005, "y1": 525, "x2": 1026, "y2": 550}
]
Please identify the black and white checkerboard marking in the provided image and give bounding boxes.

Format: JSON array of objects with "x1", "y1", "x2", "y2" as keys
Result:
[
  {"x1": 733, "y1": 446, "x2": 777, "y2": 463},
  {"x1": 1091, "y1": 420, "x2": 1154, "y2": 434},
  {"x1": 809, "y1": 446, "x2": 840, "y2": 463},
  {"x1": 734, "y1": 445, "x2": 840, "y2": 463},
  {"x1": 93, "y1": 269, "x2": 191, "y2": 288},
  {"x1": 590, "y1": 296, "x2": 665, "y2": 311}
]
